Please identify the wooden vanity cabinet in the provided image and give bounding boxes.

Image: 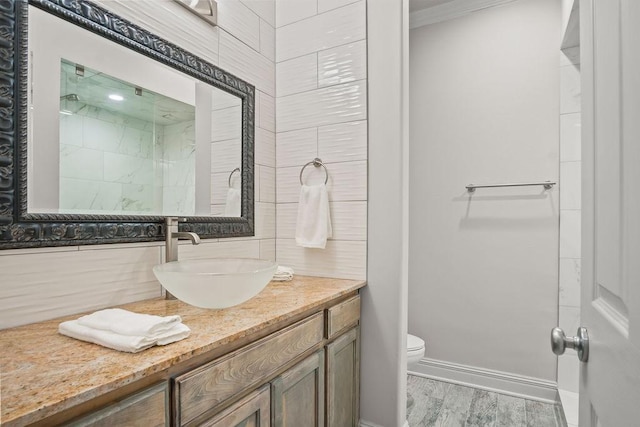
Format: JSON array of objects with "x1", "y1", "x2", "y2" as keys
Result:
[
  {"x1": 48, "y1": 293, "x2": 361, "y2": 427},
  {"x1": 174, "y1": 313, "x2": 324, "y2": 426},
  {"x1": 175, "y1": 295, "x2": 361, "y2": 427}
]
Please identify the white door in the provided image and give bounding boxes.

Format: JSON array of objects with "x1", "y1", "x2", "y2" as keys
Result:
[{"x1": 579, "y1": 0, "x2": 640, "y2": 425}]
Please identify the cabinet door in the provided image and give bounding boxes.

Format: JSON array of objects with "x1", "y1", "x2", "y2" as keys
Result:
[
  {"x1": 64, "y1": 382, "x2": 169, "y2": 427},
  {"x1": 271, "y1": 350, "x2": 324, "y2": 427},
  {"x1": 325, "y1": 327, "x2": 359, "y2": 427},
  {"x1": 199, "y1": 385, "x2": 270, "y2": 427}
]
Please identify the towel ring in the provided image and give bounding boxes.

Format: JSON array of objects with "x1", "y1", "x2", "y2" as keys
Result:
[
  {"x1": 299, "y1": 158, "x2": 329, "y2": 185},
  {"x1": 228, "y1": 167, "x2": 240, "y2": 187}
]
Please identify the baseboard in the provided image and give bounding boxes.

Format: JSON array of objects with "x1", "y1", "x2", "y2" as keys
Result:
[
  {"x1": 409, "y1": 358, "x2": 558, "y2": 403},
  {"x1": 359, "y1": 420, "x2": 409, "y2": 427}
]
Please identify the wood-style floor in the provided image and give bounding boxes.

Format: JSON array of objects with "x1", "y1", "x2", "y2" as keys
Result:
[{"x1": 406, "y1": 375, "x2": 566, "y2": 427}]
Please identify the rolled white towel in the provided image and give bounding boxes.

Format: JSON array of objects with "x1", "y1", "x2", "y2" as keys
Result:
[
  {"x1": 59, "y1": 321, "x2": 191, "y2": 353},
  {"x1": 76, "y1": 308, "x2": 182, "y2": 337},
  {"x1": 272, "y1": 265, "x2": 294, "y2": 281}
]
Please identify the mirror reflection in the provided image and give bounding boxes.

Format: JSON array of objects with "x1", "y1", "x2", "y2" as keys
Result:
[
  {"x1": 58, "y1": 59, "x2": 197, "y2": 215},
  {"x1": 28, "y1": 5, "x2": 243, "y2": 218}
]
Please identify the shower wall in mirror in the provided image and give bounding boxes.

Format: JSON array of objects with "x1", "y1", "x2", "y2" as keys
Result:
[{"x1": 58, "y1": 59, "x2": 197, "y2": 215}]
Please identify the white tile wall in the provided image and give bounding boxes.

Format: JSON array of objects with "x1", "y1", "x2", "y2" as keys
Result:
[
  {"x1": 1, "y1": 0, "x2": 276, "y2": 328},
  {"x1": 0, "y1": 246, "x2": 162, "y2": 329},
  {"x1": 317, "y1": 40, "x2": 366, "y2": 87},
  {"x1": 211, "y1": 106, "x2": 242, "y2": 141},
  {"x1": 276, "y1": 1, "x2": 365, "y2": 62},
  {"x1": 560, "y1": 210, "x2": 581, "y2": 258},
  {"x1": 242, "y1": 0, "x2": 275, "y2": 27},
  {"x1": 256, "y1": 128, "x2": 276, "y2": 167},
  {"x1": 255, "y1": 202, "x2": 277, "y2": 239},
  {"x1": 560, "y1": 161, "x2": 581, "y2": 210},
  {"x1": 179, "y1": 239, "x2": 261, "y2": 260},
  {"x1": 560, "y1": 64, "x2": 581, "y2": 114},
  {"x1": 211, "y1": 139, "x2": 242, "y2": 174},
  {"x1": 559, "y1": 258, "x2": 581, "y2": 307},
  {"x1": 277, "y1": 54, "x2": 318, "y2": 97},
  {"x1": 260, "y1": 20, "x2": 276, "y2": 61},
  {"x1": 276, "y1": 239, "x2": 366, "y2": 279},
  {"x1": 276, "y1": 128, "x2": 318, "y2": 167},
  {"x1": 216, "y1": 0, "x2": 261, "y2": 51},
  {"x1": 259, "y1": 92, "x2": 276, "y2": 132},
  {"x1": 558, "y1": 46, "x2": 581, "y2": 394},
  {"x1": 275, "y1": 0, "x2": 317, "y2": 28},
  {"x1": 276, "y1": 80, "x2": 367, "y2": 132},
  {"x1": 259, "y1": 166, "x2": 276, "y2": 203},
  {"x1": 277, "y1": 161, "x2": 367, "y2": 203},
  {"x1": 259, "y1": 239, "x2": 276, "y2": 261},
  {"x1": 275, "y1": 0, "x2": 367, "y2": 279},
  {"x1": 318, "y1": 120, "x2": 367, "y2": 163},
  {"x1": 219, "y1": 32, "x2": 275, "y2": 97},
  {"x1": 560, "y1": 113, "x2": 581, "y2": 161}
]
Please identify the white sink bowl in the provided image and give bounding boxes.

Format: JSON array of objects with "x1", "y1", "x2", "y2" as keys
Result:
[{"x1": 152, "y1": 258, "x2": 277, "y2": 309}]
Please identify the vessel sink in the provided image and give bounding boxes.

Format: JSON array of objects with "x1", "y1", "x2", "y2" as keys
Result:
[{"x1": 152, "y1": 258, "x2": 277, "y2": 309}]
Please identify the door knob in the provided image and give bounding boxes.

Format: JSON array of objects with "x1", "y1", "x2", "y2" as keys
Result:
[{"x1": 550, "y1": 327, "x2": 589, "y2": 362}]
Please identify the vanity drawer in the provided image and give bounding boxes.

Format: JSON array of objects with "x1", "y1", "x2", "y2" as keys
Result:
[
  {"x1": 65, "y1": 382, "x2": 168, "y2": 427},
  {"x1": 326, "y1": 295, "x2": 360, "y2": 339},
  {"x1": 174, "y1": 312, "x2": 324, "y2": 426}
]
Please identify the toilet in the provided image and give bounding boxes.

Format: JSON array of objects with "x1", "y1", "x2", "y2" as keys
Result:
[{"x1": 407, "y1": 334, "x2": 425, "y2": 366}]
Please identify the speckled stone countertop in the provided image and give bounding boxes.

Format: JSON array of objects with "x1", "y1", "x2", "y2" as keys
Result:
[{"x1": 0, "y1": 276, "x2": 365, "y2": 426}]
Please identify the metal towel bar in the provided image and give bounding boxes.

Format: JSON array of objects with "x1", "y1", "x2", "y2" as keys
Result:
[
  {"x1": 228, "y1": 167, "x2": 240, "y2": 187},
  {"x1": 466, "y1": 181, "x2": 556, "y2": 193},
  {"x1": 299, "y1": 158, "x2": 329, "y2": 185}
]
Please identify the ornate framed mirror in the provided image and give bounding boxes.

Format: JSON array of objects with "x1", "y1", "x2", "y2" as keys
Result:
[{"x1": 0, "y1": 0, "x2": 255, "y2": 248}]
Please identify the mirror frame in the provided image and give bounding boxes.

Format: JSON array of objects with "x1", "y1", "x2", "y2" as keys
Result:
[{"x1": 0, "y1": 0, "x2": 255, "y2": 248}]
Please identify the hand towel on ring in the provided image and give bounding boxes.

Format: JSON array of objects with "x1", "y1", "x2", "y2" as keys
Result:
[{"x1": 295, "y1": 184, "x2": 332, "y2": 249}]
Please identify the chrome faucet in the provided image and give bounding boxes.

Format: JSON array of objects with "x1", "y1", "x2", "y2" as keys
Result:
[
  {"x1": 164, "y1": 217, "x2": 200, "y2": 299},
  {"x1": 165, "y1": 217, "x2": 200, "y2": 263}
]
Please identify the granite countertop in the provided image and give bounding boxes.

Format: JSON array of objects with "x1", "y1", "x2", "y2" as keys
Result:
[{"x1": 0, "y1": 276, "x2": 365, "y2": 426}]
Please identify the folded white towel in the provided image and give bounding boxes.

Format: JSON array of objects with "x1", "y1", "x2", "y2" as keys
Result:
[
  {"x1": 295, "y1": 184, "x2": 332, "y2": 249},
  {"x1": 272, "y1": 265, "x2": 294, "y2": 282},
  {"x1": 76, "y1": 308, "x2": 182, "y2": 337},
  {"x1": 59, "y1": 321, "x2": 191, "y2": 353},
  {"x1": 224, "y1": 188, "x2": 241, "y2": 217}
]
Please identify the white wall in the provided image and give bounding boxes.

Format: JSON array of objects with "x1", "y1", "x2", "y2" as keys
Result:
[
  {"x1": 363, "y1": 2, "x2": 409, "y2": 426},
  {"x1": 274, "y1": 0, "x2": 367, "y2": 280},
  {"x1": 0, "y1": 0, "x2": 276, "y2": 329},
  {"x1": 408, "y1": 0, "x2": 560, "y2": 383}
]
